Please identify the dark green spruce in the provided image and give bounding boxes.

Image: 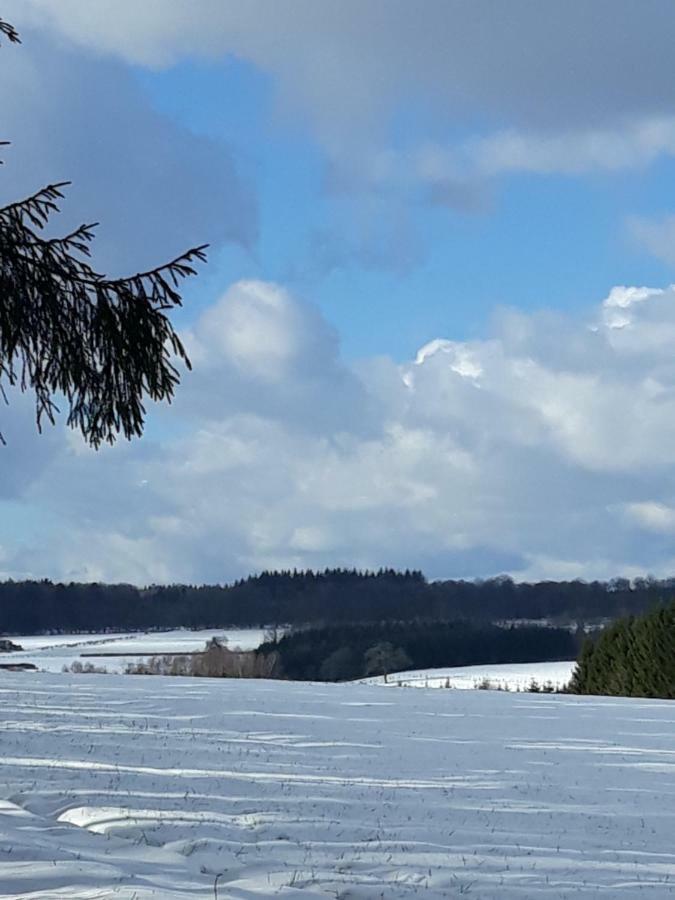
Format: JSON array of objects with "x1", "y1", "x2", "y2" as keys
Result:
[{"x1": 568, "y1": 601, "x2": 675, "y2": 699}]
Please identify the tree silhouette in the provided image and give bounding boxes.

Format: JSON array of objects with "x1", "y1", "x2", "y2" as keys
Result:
[{"x1": 0, "y1": 17, "x2": 206, "y2": 446}]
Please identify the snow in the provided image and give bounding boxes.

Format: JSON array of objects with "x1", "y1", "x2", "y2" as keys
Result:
[
  {"x1": 1, "y1": 629, "x2": 267, "y2": 673},
  {"x1": 363, "y1": 660, "x2": 577, "y2": 691},
  {"x1": 1, "y1": 671, "x2": 675, "y2": 897}
]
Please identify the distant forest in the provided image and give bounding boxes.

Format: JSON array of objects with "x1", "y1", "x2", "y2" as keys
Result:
[
  {"x1": 0, "y1": 569, "x2": 673, "y2": 634},
  {"x1": 258, "y1": 620, "x2": 580, "y2": 682}
]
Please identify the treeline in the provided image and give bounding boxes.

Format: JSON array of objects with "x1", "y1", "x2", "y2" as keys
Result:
[
  {"x1": 569, "y1": 601, "x2": 675, "y2": 699},
  {"x1": 0, "y1": 569, "x2": 673, "y2": 634},
  {"x1": 259, "y1": 620, "x2": 581, "y2": 682}
]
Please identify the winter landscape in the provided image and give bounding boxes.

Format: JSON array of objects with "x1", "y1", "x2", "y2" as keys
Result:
[
  {"x1": 5, "y1": 3, "x2": 675, "y2": 898},
  {"x1": 2, "y1": 670, "x2": 675, "y2": 899}
]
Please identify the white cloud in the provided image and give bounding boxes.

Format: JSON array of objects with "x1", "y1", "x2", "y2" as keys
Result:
[
  {"x1": 413, "y1": 340, "x2": 483, "y2": 379},
  {"x1": 179, "y1": 281, "x2": 374, "y2": 437},
  {"x1": 5, "y1": 279, "x2": 675, "y2": 584},
  {"x1": 370, "y1": 116, "x2": 675, "y2": 205},
  {"x1": 467, "y1": 118, "x2": 675, "y2": 177},
  {"x1": 602, "y1": 285, "x2": 661, "y2": 329},
  {"x1": 600, "y1": 285, "x2": 675, "y2": 357},
  {"x1": 624, "y1": 501, "x2": 675, "y2": 535},
  {"x1": 191, "y1": 281, "x2": 328, "y2": 381}
]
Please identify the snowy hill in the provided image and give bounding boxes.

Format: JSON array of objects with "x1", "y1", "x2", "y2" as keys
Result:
[
  {"x1": 1, "y1": 671, "x2": 674, "y2": 897},
  {"x1": 363, "y1": 660, "x2": 576, "y2": 691}
]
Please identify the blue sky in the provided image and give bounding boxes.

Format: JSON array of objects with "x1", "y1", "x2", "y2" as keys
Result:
[
  {"x1": 138, "y1": 53, "x2": 675, "y2": 361},
  {"x1": 5, "y1": 1, "x2": 675, "y2": 584}
]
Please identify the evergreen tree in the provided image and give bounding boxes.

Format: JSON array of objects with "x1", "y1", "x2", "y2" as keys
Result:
[{"x1": 569, "y1": 601, "x2": 675, "y2": 699}]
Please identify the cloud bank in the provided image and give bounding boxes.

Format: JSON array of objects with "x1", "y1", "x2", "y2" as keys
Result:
[
  {"x1": 13, "y1": 0, "x2": 675, "y2": 185},
  {"x1": 5, "y1": 279, "x2": 675, "y2": 585}
]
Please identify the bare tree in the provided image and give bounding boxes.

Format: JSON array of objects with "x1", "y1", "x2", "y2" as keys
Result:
[
  {"x1": 364, "y1": 641, "x2": 412, "y2": 683},
  {"x1": 0, "y1": 17, "x2": 205, "y2": 446}
]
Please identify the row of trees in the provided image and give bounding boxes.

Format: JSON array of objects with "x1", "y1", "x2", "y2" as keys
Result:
[
  {"x1": 124, "y1": 637, "x2": 282, "y2": 679},
  {"x1": 1, "y1": 570, "x2": 672, "y2": 634},
  {"x1": 259, "y1": 619, "x2": 580, "y2": 682},
  {"x1": 569, "y1": 601, "x2": 675, "y2": 698}
]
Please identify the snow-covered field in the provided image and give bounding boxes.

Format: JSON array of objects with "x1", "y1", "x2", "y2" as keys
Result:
[
  {"x1": 1, "y1": 672, "x2": 675, "y2": 898},
  {"x1": 1, "y1": 629, "x2": 266, "y2": 673},
  {"x1": 364, "y1": 660, "x2": 576, "y2": 691}
]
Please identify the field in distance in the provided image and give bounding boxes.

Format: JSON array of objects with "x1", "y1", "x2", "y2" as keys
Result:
[
  {"x1": 362, "y1": 659, "x2": 576, "y2": 691},
  {"x1": 1, "y1": 629, "x2": 267, "y2": 673}
]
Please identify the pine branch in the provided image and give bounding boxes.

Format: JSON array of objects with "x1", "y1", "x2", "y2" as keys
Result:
[
  {"x1": 0, "y1": 183, "x2": 206, "y2": 446},
  {"x1": 0, "y1": 16, "x2": 205, "y2": 447},
  {"x1": 0, "y1": 18, "x2": 20, "y2": 45}
]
